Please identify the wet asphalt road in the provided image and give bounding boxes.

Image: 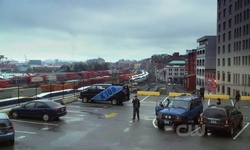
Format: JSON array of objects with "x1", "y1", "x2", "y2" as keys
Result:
[{"x1": 1, "y1": 94, "x2": 250, "y2": 150}]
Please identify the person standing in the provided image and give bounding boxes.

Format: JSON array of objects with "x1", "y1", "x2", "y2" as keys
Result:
[
  {"x1": 200, "y1": 87, "x2": 205, "y2": 100},
  {"x1": 234, "y1": 90, "x2": 241, "y2": 109},
  {"x1": 132, "y1": 95, "x2": 140, "y2": 121},
  {"x1": 217, "y1": 98, "x2": 221, "y2": 106}
]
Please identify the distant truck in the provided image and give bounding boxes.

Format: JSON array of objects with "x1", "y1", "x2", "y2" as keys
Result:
[
  {"x1": 155, "y1": 94, "x2": 203, "y2": 130},
  {"x1": 79, "y1": 83, "x2": 130, "y2": 105}
]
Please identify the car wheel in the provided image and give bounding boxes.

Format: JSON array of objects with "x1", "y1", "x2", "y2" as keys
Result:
[
  {"x1": 111, "y1": 99, "x2": 118, "y2": 105},
  {"x1": 228, "y1": 126, "x2": 234, "y2": 137},
  {"x1": 12, "y1": 111, "x2": 18, "y2": 119},
  {"x1": 82, "y1": 97, "x2": 89, "y2": 103},
  {"x1": 238, "y1": 119, "x2": 243, "y2": 129},
  {"x1": 157, "y1": 121, "x2": 165, "y2": 130},
  {"x1": 43, "y1": 114, "x2": 50, "y2": 121}
]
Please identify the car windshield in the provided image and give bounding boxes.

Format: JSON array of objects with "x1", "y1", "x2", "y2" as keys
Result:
[
  {"x1": 168, "y1": 100, "x2": 189, "y2": 109},
  {"x1": 203, "y1": 109, "x2": 227, "y2": 119}
]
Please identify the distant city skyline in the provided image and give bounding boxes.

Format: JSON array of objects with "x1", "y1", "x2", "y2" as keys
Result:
[{"x1": 0, "y1": 0, "x2": 217, "y2": 62}]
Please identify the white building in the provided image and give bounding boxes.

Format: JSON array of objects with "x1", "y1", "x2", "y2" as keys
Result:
[{"x1": 165, "y1": 60, "x2": 185, "y2": 83}]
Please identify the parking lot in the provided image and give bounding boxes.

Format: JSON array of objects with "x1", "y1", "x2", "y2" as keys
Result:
[{"x1": 1, "y1": 95, "x2": 250, "y2": 150}]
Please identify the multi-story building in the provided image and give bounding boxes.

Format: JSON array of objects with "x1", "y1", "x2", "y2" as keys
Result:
[
  {"x1": 184, "y1": 49, "x2": 197, "y2": 92},
  {"x1": 216, "y1": 0, "x2": 250, "y2": 97},
  {"x1": 196, "y1": 36, "x2": 217, "y2": 92},
  {"x1": 165, "y1": 60, "x2": 185, "y2": 84}
]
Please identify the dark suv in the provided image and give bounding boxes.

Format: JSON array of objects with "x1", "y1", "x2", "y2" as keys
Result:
[
  {"x1": 155, "y1": 94, "x2": 203, "y2": 130},
  {"x1": 79, "y1": 83, "x2": 130, "y2": 105},
  {"x1": 200, "y1": 105, "x2": 243, "y2": 136},
  {"x1": 0, "y1": 113, "x2": 15, "y2": 145}
]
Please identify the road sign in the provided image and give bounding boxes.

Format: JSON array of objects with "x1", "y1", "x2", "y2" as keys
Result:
[{"x1": 211, "y1": 84, "x2": 217, "y2": 88}]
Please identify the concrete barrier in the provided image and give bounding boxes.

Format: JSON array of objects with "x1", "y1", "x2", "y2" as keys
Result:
[
  {"x1": 137, "y1": 91, "x2": 160, "y2": 96},
  {"x1": 61, "y1": 96, "x2": 78, "y2": 105},
  {"x1": 240, "y1": 96, "x2": 250, "y2": 101},
  {"x1": 168, "y1": 92, "x2": 191, "y2": 97},
  {"x1": 204, "y1": 94, "x2": 230, "y2": 100}
]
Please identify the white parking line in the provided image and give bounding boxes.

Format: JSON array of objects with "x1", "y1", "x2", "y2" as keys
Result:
[
  {"x1": 16, "y1": 130, "x2": 36, "y2": 134},
  {"x1": 11, "y1": 119, "x2": 59, "y2": 126},
  {"x1": 163, "y1": 96, "x2": 169, "y2": 103},
  {"x1": 208, "y1": 99, "x2": 210, "y2": 106},
  {"x1": 152, "y1": 118, "x2": 157, "y2": 128},
  {"x1": 140, "y1": 96, "x2": 150, "y2": 102},
  {"x1": 230, "y1": 99, "x2": 234, "y2": 106},
  {"x1": 233, "y1": 123, "x2": 250, "y2": 140}
]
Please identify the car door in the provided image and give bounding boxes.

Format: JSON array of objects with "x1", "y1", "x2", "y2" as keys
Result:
[
  {"x1": 34, "y1": 102, "x2": 49, "y2": 118},
  {"x1": 20, "y1": 102, "x2": 36, "y2": 117},
  {"x1": 231, "y1": 107, "x2": 242, "y2": 126}
]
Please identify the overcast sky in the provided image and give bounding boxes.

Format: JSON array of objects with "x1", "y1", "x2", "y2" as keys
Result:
[{"x1": 0, "y1": 0, "x2": 217, "y2": 62}]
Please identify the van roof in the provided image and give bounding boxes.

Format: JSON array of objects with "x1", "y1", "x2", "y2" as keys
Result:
[{"x1": 173, "y1": 95, "x2": 200, "y2": 101}]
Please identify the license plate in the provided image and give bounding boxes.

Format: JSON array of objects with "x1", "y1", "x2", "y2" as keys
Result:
[
  {"x1": 210, "y1": 120, "x2": 217, "y2": 124},
  {"x1": 164, "y1": 120, "x2": 170, "y2": 124}
]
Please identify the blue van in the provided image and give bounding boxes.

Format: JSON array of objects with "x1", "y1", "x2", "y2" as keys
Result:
[
  {"x1": 79, "y1": 84, "x2": 130, "y2": 105},
  {"x1": 155, "y1": 94, "x2": 203, "y2": 130}
]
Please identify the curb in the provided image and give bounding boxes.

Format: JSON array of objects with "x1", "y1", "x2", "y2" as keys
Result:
[{"x1": 61, "y1": 97, "x2": 78, "y2": 105}]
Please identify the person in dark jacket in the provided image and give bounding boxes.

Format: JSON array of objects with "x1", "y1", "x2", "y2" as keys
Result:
[
  {"x1": 234, "y1": 90, "x2": 241, "y2": 109},
  {"x1": 132, "y1": 95, "x2": 140, "y2": 121},
  {"x1": 217, "y1": 98, "x2": 221, "y2": 106},
  {"x1": 200, "y1": 87, "x2": 205, "y2": 100}
]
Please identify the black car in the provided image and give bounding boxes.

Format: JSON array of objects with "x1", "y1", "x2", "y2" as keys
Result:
[
  {"x1": 9, "y1": 99, "x2": 67, "y2": 121},
  {"x1": 200, "y1": 105, "x2": 243, "y2": 136}
]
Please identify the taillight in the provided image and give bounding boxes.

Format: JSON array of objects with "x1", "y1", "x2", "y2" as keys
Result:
[
  {"x1": 8, "y1": 125, "x2": 14, "y2": 132},
  {"x1": 225, "y1": 117, "x2": 229, "y2": 125},
  {"x1": 200, "y1": 115, "x2": 204, "y2": 123},
  {"x1": 56, "y1": 108, "x2": 60, "y2": 113}
]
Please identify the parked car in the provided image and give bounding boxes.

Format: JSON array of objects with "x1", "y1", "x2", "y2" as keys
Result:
[
  {"x1": 200, "y1": 105, "x2": 243, "y2": 136},
  {"x1": 79, "y1": 83, "x2": 130, "y2": 105},
  {"x1": 0, "y1": 113, "x2": 15, "y2": 145},
  {"x1": 155, "y1": 94, "x2": 203, "y2": 130},
  {"x1": 9, "y1": 99, "x2": 67, "y2": 121}
]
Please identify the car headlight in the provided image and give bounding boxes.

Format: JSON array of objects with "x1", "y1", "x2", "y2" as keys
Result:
[
  {"x1": 175, "y1": 116, "x2": 182, "y2": 120},
  {"x1": 165, "y1": 115, "x2": 172, "y2": 119}
]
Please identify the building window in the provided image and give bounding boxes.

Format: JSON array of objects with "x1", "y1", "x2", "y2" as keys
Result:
[
  {"x1": 223, "y1": 33, "x2": 226, "y2": 42},
  {"x1": 218, "y1": 59, "x2": 220, "y2": 66},
  {"x1": 223, "y1": 22, "x2": 226, "y2": 30},
  {"x1": 227, "y1": 72, "x2": 231, "y2": 82},
  {"x1": 228, "y1": 58, "x2": 231, "y2": 66},
  {"x1": 228, "y1": 31, "x2": 231, "y2": 40},
  {"x1": 228, "y1": 19, "x2": 232, "y2": 28},
  {"x1": 222, "y1": 72, "x2": 225, "y2": 81},
  {"x1": 217, "y1": 71, "x2": 220, "y2": 81},
  {"x1": 229, "y1": 4, "x2": 232, "y2": 14},
  {"x1": 218, "y1": 35, "x2": 221, "y2": 43},
  {"x1": 223, "y1": 8, "x2": 226, "y2": 17},
  {"x1": 218, "y1": 46, "x2": 220, "y2": 54},
  {"x1": 223, "y1": 58, "x2": 225, "y2": 66},
  {"x1": 228, "y1": 44, "x2": 231, "y2": 53},
  {"x1": 218, "y1": 24, "x2": 221, "y2": 32},
  {"x1": 218, "y1": 12, "x2": 221, "y2": 20},
  {"x1": 223, "y1": 45, "x2": 225, "y2": 53}
]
